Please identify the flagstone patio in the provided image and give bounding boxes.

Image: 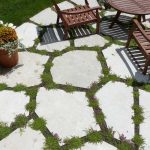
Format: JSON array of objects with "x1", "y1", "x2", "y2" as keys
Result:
[{"x1": 0, "y1": 0, "x2": 150, "y2": 150}]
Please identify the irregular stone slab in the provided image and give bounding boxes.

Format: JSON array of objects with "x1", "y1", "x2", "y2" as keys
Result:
[
  {"x1": 37, "y1": 41, "x2": 70, "y2": 52},
  {"x1": 78, "y1": 142, "x2": 117, "y2": 150},
  {"x1": 0, "y1": 90, "x2": 29, "y2": 126},
  {"x1": 71, "y1": 0, "x2": 99, "y2": 7},
  {"x1": 103, "y1": 44, "x2": 150, "y2": 83},
  {"x1": 0, "y1": 127, "x2": 44, "y2": 150},
  {"x1": 30, "y1": 8, "x2": 57, "y2": 26},
  {"x1": 16, "y1": 22, "x2": 38, "y2": 48},
  {"x1": 143, "y1": 20, "x2": 150, "y2": 28},
  {"x1": 95, "y1": 82, "x2": 134, "y2": 139},
  {"x1": 139, "y1": 90, "x2": 150, "y2": 150},
  {"x1": 0, "y1": 52, "x2": 49, "y2": 87},
  {"x1": 36, "y1": 88, "x2": 99, "y2": 140},
  {"x1": 51, "y1": 50, "x2": 102, "y2": 88},
  {"x1": 104, "y1": 11, "x2": 134, "y2": 18},
  {"x1": 57, "y1": 1, "x2": 74, "y2": 10},
  {"x1": 75, "y1": 34, "x2": 108, "y2": 47},
  {"x1": 99, "y1": 20, "x2": 129, "y2": 41}
]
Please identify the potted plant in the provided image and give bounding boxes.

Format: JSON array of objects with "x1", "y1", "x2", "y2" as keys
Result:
[{"x1": 0, "y1": 21, "x2": 19, "y2": 68}]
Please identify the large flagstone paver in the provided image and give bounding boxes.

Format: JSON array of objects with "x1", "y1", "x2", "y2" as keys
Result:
[
  {"x1": 74, "y1": 35, "x2": 108, "y2": 47},
  {"x1": 78, "y1": 142, "x2": 117, "y2": 150},
  {"x1": 95, "y1": 81, "x2": 134, "y2": 140},
  {"x1": 36, "y1": 87, "x2": 99, "y2": 140},
  {"x1": 71, "y1": 0, "x2": 99, "y2": 7},
  {"x1": 51, "y1": 50, "x2": 102, "y2": 88},
  {"x1": 0, "y1": 52, "x2": 49, "y2": 87},
  {"x1": 103, "y1": 44, "x2": 150, "y2": 83},
  {"x1": 0, "y1": 127, "x2": 44, "y2": 150},
  {"x1": 104, "y1": 11, "x2": 134, "y2": 18},
  {"x1": 37, "y1": 40, "x2": 70, "y2": 52},
  {"x1": 0, "y1": 91, "x2": 29, "y2": 126},
  {"x1": 57, "y1": 1, "x2": 74, "y2": 10},
  {"x1": 16, "y1": 22, "x2": 38, "y2": 48},
  {"x1": 30, "y1": 8, "x2": 57, "y2": 26},
  {"x1": 139, "y1": 90, "x2": 150, "y2": 150}
]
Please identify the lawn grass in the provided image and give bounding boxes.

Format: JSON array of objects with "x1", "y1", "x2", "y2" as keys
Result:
[{"x1": 0, "y1": 0, "x2": 64, "y2": 25}]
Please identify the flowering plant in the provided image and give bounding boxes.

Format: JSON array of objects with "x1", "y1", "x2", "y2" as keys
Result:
[{"x1": 0, "y1": 20, "x2": 19, "y2": 56}]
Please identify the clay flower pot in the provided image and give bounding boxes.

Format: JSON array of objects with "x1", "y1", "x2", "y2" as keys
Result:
[{"x1": 0, "y1": 49, "x2": 18, "y2": 68}]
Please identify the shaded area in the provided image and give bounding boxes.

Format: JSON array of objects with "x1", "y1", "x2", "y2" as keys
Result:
[
  {"x1": 101, "y1": 15, "x2": 132, "y2": 40},
  {"x1": 116, "y1": 47, "x2": 150, "y2": 80},
  {"x1": 39, "y1": 24, "x2": 93, "y2": 45}
]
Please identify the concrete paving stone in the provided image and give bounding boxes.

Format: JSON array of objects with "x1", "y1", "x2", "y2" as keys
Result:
[
  {"x1": 0, "y1": 127, "x2": 45, "y2": 150},
  {"x1": 57, "y1": 1, "x2": 74, "y2": 10},
  {"x1": 30, "y1": 8, "x2": 57, "y2": 26},
  {"x1": 95, "y1": 81, "x2": 134, "y2": 140},
  {"x1": 16, "y1": 22, "x2": 38, "y2": 48},
  {"x1": 74, "y1": 34, "x2": 108, "y2": 47},
  {"x1": 78, "y1": 142, "x2": 117, "y2": 150},
  {"x1": 71, "y1": 0, "x2": 99, "y2": 7},
  {"x1": 103, "y1": 44, "x2": 150, "y2": 83},
  {"x1": 0, "y1": 90, "x2": 29, "y2": 126},
  {"x1": 139, "y1": 90, "x2": 150, "y2": 150},
  {"x1": 0, "y1": 52, "x2": 49, "y2": 87},
  {"x1": 51, "y1": 50, "x2": 102, "y2": 88},
  {"x1": 36, "y1": 87, "x2": 100, "y2": 140},
  {"x1": 37, "y1": 40, "x2": 70, "y2": 52}
]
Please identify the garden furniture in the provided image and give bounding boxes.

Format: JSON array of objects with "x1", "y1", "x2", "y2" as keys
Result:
[
  {"x1": 108, "y1": 0, "x2": 150, "y2": 28},
  {"x1": 126, "y1": 19, "x2": 150, "y2": 75},
  {"x1": 53, "y1": 0, "x2": 101, "y2": 39}
]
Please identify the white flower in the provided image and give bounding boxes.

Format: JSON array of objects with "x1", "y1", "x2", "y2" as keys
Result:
[
  {"x1": 8, "y1": 23, "x2": 14, "y2": 27},
  {"x1": 11, "y1": 26, "x2": 16, "y2": 29},
  {"x1": 0, "y1": 20, "x2": 3, "y2": 24},
  {"x1": 4, "y1": 23, "x2": 8, "y2": 27}
]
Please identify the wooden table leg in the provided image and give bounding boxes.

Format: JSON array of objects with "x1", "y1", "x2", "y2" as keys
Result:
[
  {"x1": 142, "y1": 15, "x2": 146, "y2": 22},
  {"x1": 137, "y1": 15, "x2": 142, "y2": 23},
  {"x1": 109, "y1": 11, "x2": 121, "y2": 28}
]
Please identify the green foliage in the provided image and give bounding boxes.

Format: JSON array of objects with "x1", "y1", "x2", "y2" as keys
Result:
[
  {"x1": 64, "y1": 137, "x2": 84, "y2": 150},
  {"x1": 44, "y1": 136, "x2": 60, "y2": 150},
  {"x1": 0, "y1": 123, "x2": 11, "y2": 140},
  {"x1": 86, "y1": 130, "x2": 103, "y2": 143},
  {"x1": 99, "y1": 76, "x2": 110, "y2": 85},
  {"x1": 126, "y1": 78, "x2": 134, "y2": 86},
  {"x1": 88, "y1": 98, "x2": 99, "y2": 108},
  {"x1": 41, "y1": 72, "x2": 56, "y2": 89},
  {"x1": 0, "y1": 83, "x2": 7, "y2": 91},
  {"x1": 95, "y1": 113, "x2": 105, "y2": 124},
  {"x1": 132, "y1": 134, "x2": 144, "y2": 147},
  {"x1": 103, "y1": 127, "x2": 115, "y2": 141},
  {"x1": 132, "y1": 105, "x2": 144, "y2": 125},
  {"x1": 117, "y1": 142, "x2": 133, "y2": 150},
  {"x1": 26, "y1": 87, "x2": 38, "y2": 99},
  {"x1": 133, "y1": 91, "x2": 139, "y2": 99},
  {"x1": 64, "y1": 84, "x2": 77, "y2": 93},
  {"x1": 0, "y1": 0, "x2": 65, "y2": 25},
  {"x1": 13, "y1": 84, "x2": 26, "y2": 92},
  {"x1": 26, "y1": 100, "x2": 36, "y2": 112},
  {"x1": 143, "y1": 84, "x2": 150, "y2": 92},
  {"x1": 13, "y1": 114, "x2": 28, "y2": 128},
  {"x1": 30, "y1": 118, "x2": 46, "y2": 132}
]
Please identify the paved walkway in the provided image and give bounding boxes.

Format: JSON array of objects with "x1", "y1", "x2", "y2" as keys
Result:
[{"x1": 0, "y1": 0, "x2": 150, "y2": 150}]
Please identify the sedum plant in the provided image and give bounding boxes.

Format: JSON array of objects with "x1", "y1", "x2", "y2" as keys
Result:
[{"x1": 0, "y1": 20, "x2": 21, "y2": 56}]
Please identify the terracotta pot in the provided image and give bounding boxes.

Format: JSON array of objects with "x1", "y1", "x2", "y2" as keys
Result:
[{"x1": 0, "y1": 49, "x2": 18, "y2": 68}]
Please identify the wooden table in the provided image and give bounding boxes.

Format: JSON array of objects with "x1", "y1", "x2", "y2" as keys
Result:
[{"x1": 108, "y1": 0, "x2": 150, "y2": 28}]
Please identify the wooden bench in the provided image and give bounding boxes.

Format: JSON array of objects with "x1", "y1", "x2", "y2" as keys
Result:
[
  {"x1": 53, "y1": 0, "x2": 101, "y2": 39},
  {"x1": 126, "y1": 19, "x2": 150, "y2": 74}
]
